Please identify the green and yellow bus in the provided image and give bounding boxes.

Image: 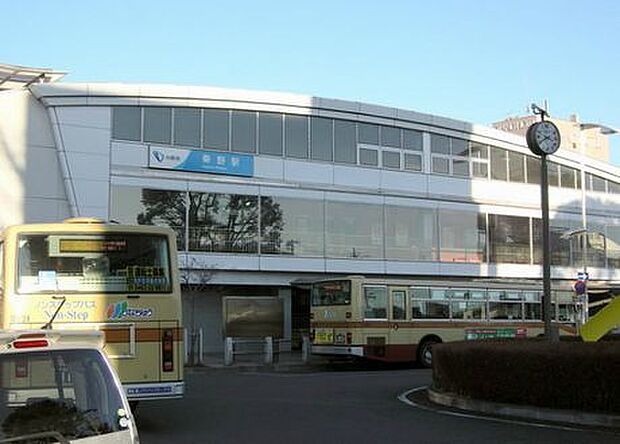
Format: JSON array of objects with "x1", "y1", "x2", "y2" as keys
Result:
[
  {"x1": 0, "y1": 218, "x2": 184, "y2": 404},
  {"x1": 310, "y1": 276, "x2": 578, "y2": 367}
]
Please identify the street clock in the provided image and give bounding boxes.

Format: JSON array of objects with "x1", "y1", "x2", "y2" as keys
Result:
[{"x1": 526, "y1": 120, "x2": 561, "y2": 156}]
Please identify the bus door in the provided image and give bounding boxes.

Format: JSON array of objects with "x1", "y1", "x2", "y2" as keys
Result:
[{"x1": 389, "y1": 288, "x2": 408, "y2": 341}]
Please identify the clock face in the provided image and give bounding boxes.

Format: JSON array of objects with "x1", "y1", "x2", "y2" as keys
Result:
[
  {"x1": 533, "y1": 121, "x2": 561, "y2": 154},
  {"x1": 526, "y1": 121, "x2": 561, "y2": 156}
]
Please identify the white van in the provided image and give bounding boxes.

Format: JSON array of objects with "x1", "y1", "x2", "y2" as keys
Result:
[{"x1": 0, "y1": 330, "x2": 139, "y2": 443}]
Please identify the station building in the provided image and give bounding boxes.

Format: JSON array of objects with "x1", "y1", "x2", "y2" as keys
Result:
[{"x1": 2, "y1": 63, "x2": 620, "y2": 352}]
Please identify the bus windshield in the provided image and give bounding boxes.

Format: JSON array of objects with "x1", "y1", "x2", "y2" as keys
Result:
[
  {"x1": 17, "y1": 233, "x2": 171, "y2": 294},
  {"x1": 0, "y1": 349, "x2": 126, "y2": 441},
  {"x1": 311, "y1": 280, "x2": 351, "y2": 306}
]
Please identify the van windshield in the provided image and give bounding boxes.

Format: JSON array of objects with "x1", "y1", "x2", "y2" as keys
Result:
[
  {"x1": 17, "y1": 233, "x2": 172, "y2": 294},
  {"x1": 0, "y1": 349, "x2": 126, "y2": 442}
]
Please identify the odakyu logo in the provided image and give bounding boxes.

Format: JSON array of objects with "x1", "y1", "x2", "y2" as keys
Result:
[
  {"x1": 107, "y1": 301, "x2": 154, "y2": 320},
  {"x1": 152, "y1": 150, "x2": 165, "y2": 162}
]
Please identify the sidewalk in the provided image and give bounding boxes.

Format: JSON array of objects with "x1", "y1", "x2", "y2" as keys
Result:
[
  {"x1": 185, "y1": 351, "x2": 318, "y2": 373},
  {"x1": 404, "y1": 386, "x2": 620, "y2": 431}
]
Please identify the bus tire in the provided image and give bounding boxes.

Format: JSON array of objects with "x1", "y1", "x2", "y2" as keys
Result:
[{"x1": 417, "y1": 337, "x2": 440, "y2": 369}]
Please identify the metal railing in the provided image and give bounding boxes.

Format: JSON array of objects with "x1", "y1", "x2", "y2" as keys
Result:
[{"x1": 224, "y1": 337, "x2": 291, "y2": 366}]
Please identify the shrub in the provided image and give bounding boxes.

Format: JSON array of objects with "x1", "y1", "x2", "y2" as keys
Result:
[{"x1": 432, "y1": 339, "x2": 620, "y2": 414}]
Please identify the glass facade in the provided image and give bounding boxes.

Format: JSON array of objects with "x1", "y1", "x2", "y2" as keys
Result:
[
  {"x1": 174, "y1": 108, "x2": 201, "y2": 147},
  {"x1": 110, "y1": 184, "x2": 620, "y2": 268},
  {"x1": 439, "y1": 210, "x2": 486, "y2": 263},
  {"x1": 188, "y1": 192, "x2": 258, "y2": 253},
  {"x1": 111, "y1": 106, "x2": 619, "y2": 195},
  {"x1": 143, "y1": 108, "x2": 171, "y2": 144},
  {"x1": 258, "y1": 112, "x2": 283, "y2": 156},
  {"x1": 488, "y1": 215, "x2": 530, "y2": 264},
  {"x1": 385, "y1": 205, "x2": 437, "y2": 261},
  {"x1": 260, "y1": 196, "x2": 324, "y2": 256},
  {"x1": 326, "y1": 200, "x2": 383, "y2": 258}
]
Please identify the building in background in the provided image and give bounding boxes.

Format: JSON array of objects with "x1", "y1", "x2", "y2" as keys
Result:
[
  {"x1": 493, "y1": 113, "x2": 613, "y2": 163},
  {"x1": 2, "y1": 62, "x2": 620, "y2": 353}
]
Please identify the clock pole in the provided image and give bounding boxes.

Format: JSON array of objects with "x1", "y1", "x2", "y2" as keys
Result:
[{"x1": 529, "y1": 104, "x2": 560, "y2": 341}]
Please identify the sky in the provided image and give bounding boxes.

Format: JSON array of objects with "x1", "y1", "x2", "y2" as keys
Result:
[{"x1": 3, "y1": 0, "x2": 619, "y2": 162}]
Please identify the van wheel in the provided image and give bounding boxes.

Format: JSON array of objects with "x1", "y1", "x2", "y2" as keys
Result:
[{"x1": 417, "y1": 338, "x2": 439, "y2": 369}]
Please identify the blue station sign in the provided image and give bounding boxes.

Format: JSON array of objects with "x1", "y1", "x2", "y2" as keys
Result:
[{"x1": 148, "y1": 146, "x2": 254, "y2": 177}]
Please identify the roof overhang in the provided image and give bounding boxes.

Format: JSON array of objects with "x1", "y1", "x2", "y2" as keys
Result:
[{"x1": 0, "y1": 62, "x2": 66, "y2": 90}]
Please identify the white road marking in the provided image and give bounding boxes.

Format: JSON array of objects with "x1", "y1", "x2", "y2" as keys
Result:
[{"x1": 398, "y1": 386, "x2": 611, "y2": 434}]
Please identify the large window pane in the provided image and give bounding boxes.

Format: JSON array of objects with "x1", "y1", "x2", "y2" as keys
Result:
[
  {"x1": 488, "y1": 214, "x2": 530, "y2": 264},
  {"x1": 439, "y1": 210, "x2": 486, "y2": 263},
  {"x1": 311, "y1": 117, "x2": 333, "y2": 161},
  {"x1": 547, "y1": 161, "x2": 559, "y2": 187},
  {"x1": 258, "y1": 112, "x2": 283, "y2": 156},
  {"x1": 285, "y1": 115, "x2": 308, "y2": 158},
  {"x1": 472, "y1": 161, "x2": 488, "y2": 178},
  {"x1": 112, "y1": 107, "x2": 141, "y2": 141},
  {"x1": 110, "y1": 186, "x2": 186, "y2": 251},
  {"x1": 174, "y1": 108, "x2": 200, "y2": 147},
  {"x1": 451, "y1": 139, "x2": 468, "y2": 157},
  {"x1": 385, "y1": 205, "x2": 437, "y2": 261},
  {"x1": 404, "y1": 153, "x2": 422, "y2": 171},
  {"x1": 560, "y1": 165, "x2": 576, "y2": 189},
  {"x1": 260, "y1": 196, "x2": 324, "y2": 256},
  {"x1": 334, "y1": 120, "x2": 356, "y2": 164},
  {"x1": 608, "y1": 181, "x2": 620, "y2": 194},
  {"x1": 381, "y1": 126, "x2": 401, "y2": 148},
  {"x1": 431, "y1": 134, "x2": 450, "y2": 154},
  {"x1": 144, "y1": 108, "x2": 171, "y2": 144},
  {"x1": 490, "y1": 147, "x2": 508, "y2": 181},
  {"x1": 382, "y1": 151, "x2": 400, "y2": 169},
  {"x1": 470, "y1": 142, "x2": 488, "y2": 159},
  {"x1": 326, "y1": 201, "x2": 383, "y2": 259},
  {"x1": 188, "y1": 192, "x2": 258, "y2": 253},
  {"x1": 607, "y1": 224, "x2": 620, "y2": 268},
  {"x1": 432, "y1": 157, "x2": 449, "y2": 174},
  {"x1": 452, "y1": 159, "x2": 469, "y2": 177},
  {"x1": 359, "y1": 123, "x2": 379, "y2": 145},
  {"x1": 526, "y1": 156, "x2": 541, "y2": 185},
  {"x1": 532, "y1": 218, "x2": 580, "y2": 266},
  {"x1": 508, "y1": 152, "x2": 525, "y2": 183},
  {"x1": 203, "y1": 109, "x2": 229, "y2": 151},
  {"x1": 231, "y1": 111, "x2": 256, "y2": 153},
  {"x1": 360, "y1": 148, "x2": 378, "y2": 166},
  {"x1": 592, "y1": 175, "x2": 607, "y2": 193},
  {"x1": 403, "y1": 130, "x2": 422, "y2": 151}
]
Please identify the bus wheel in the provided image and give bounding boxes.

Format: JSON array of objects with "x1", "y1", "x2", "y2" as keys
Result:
[{"x1": 417, "y1": 338, "x2": 440, "y2": 369}]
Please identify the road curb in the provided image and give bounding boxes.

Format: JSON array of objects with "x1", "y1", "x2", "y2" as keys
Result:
[{"x1": 427, "y1": 388, "x2": 620, "y2": 428}]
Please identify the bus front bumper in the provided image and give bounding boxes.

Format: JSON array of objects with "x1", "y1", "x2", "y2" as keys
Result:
[
  {"x1": 311, "y1": 345, "x2": 364, "y2": 357},
  {"x1": 124, "y1": 381, "x2": 184, "y2": 401}
]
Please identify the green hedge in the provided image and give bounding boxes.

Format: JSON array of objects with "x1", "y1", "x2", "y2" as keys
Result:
[{"x1": 432, "y1": 339, "x2": 620, "y2": 414}]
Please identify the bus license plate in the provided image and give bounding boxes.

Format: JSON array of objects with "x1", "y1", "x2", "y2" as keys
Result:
[{"x1": 314, "y1": 328, "x2": 334, "y2": 344}]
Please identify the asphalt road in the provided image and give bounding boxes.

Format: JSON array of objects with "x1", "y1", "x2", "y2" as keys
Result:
[{"x1": 136, "y1": 367, "x2": 619, "y2": 444}]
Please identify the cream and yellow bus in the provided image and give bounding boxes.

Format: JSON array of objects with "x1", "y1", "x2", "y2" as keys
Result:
[
  {"x1": 0, "y1": 218, "x2": 183, "y2": 405},
  {"x1": 310, "y1": 276, "x2": 578, "y2": 367}
]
